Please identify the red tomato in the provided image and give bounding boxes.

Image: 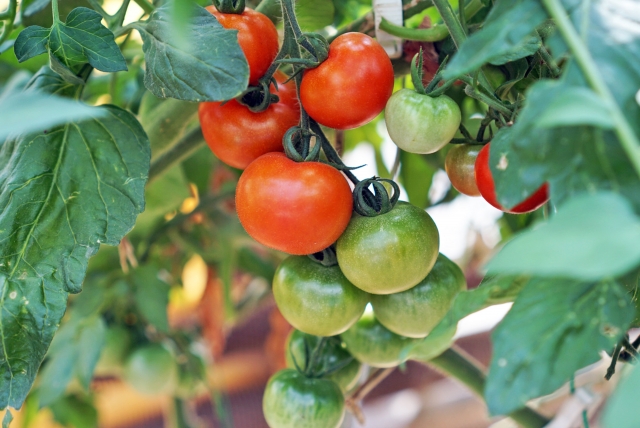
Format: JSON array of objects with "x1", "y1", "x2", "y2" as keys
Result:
[
  {"x1": 300, "y1": 33, "x2": 394, "y2": 130},
  {"x1": 236, "y1": 153, "x2": 353, "y2": 255},
  {"x1": 206, "y1": 6, "x2": 279, "y2": 85},
  {"x1": 475, "y1": 144, "x2": 549, "y2": 214},
  {"x1": 199, "y1": 71, "x2": 299, "y2": 169}
]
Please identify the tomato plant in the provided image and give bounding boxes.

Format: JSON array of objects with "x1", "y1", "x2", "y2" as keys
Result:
[
  {"x1": 445, "y1": 144, "x2": 483, "y2": 197},
  {"x1": 337, "y1": 201, "x2": 440, "y2": 294},
  {"x1": 300, "y1": 32, "x2": 394, "y2": 130},
  {"x1": 199, "y1": 71, "x2": 299, "y2": 169},
  {"x1": 475, "y1": 144, "x2": 549, "y2": 214},
  {"x1": 263, "y1": 369, "x2": 345, "y2": 428},
  {"x1": 370, "y1": 254, "x2": 466, "y2": 338},
  {"x1": 272, "y1": 256, "x2": 368, "y2": 336},
  {"x1": 123, "y1": 344, "x2": 178, "y2": 396},
  {"x1": 236, "y1": 152, "x2": 353, "y2": 255}
]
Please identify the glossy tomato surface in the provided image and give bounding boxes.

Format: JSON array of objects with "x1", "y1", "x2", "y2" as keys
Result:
[
  {"x1": 475, "y1": 144, "x2": 549, "y2": 214},
  {"x1": 340, "y1": 310, "x2": 416, "y2": 368},
  {"x1": 285, "y1": 330, "x2": 362, "y2": 392},
  {"x1": 273, "y1": 256, "x2": 368, "y2": 336},
  {"x1": 370, "y1": 254, "x2": 466, "y2": 338},
  {"x1": 206, "y1": 6, "x2": 279, "y2": 84},
  {"x1": 236, "y1": 153, "x2": 353, "y2": 255},
  {"x1": 336, "y1": 202, "x2": 439, "y2": 294},
  {"x1": 199, "y1": 71, "x2": 299, "y2": 169},
  {"x1": 123, "y1": 344, "x2": 178, "y2": 396},
  {"x1": 300, "y1": 33, "x2": 394, "y2": 130},
  {"x1": 385, "y1": 90, "x2": 461, "y2": 154},
  {"x1": 445, "y1": 144, "x2": 483, "y2": 196},
  {"x1": 263, "y1": 369, "x2": 345, "y2": 428}
]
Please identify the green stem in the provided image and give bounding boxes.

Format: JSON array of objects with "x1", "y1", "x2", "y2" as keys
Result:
[
  {"x1": 427, "y1": 346, "x2": 550, "y2": 428},
  {"x1": 464, "y1": 86, "x2": 513, "y2": 117},
  {"x1": 132, "y1": 0, "x2": 154, "y2": 14},
  {"x1": 114, "y1": 0, "x2": 132, "y2": 28},
  {"x1": 148, "y1": 127, "x2": 205, "y2": 183},
  {"x1": 51, "y1": 0, "x2": 60, "y2": 22},
  {"x1": 431, "y1": 0, "x2": 466, "y2": 48},
  {"x1": 255, "y1": 0, "x2": 281, "y2": 22},
  {"x1": 541, "y1": 0, "x2": 640, "y2": 179},
  {"x1": 536, "y1": 34, "x2": 561, "y2": 77},
  {"x1": 0, "y1": 0, "x2": 16, "y2": 45},
  {"x1": 379, "y1": 17, "x2": 449, "y2": 42}
]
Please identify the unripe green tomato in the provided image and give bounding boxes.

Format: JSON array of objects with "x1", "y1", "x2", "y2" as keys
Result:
[
  {"x1": 123, "y1": 344, "x2": 178, "y2": 396},
  {"x1": 273, "y1": 256, "x2": 368, "y2": 336},
  {"x1": 336, "y1": 202, "x2": 439, "y2": 294},
  {"x1": 285, "y1": 330, "x2": 362, "y2": 392},
  {"x1": 263, "y1": 369, "x2": 345, "y2": 428},
  {"x1": 409, "y1": 324, "x2": 457, "y2": 362},
  {"x1": 94, "y1": 326, "x2": 133, "y2": 376},
  {"x1": 370, "y1": 254, "x2": 466, "y2": 338},
  {"x1": 384, "y1": 89, "x2": 461, "y2": 154},
  {"x1": 444, "y1": 145, "x2": 483, "y2": 197},
  {"x1": 340, "y1": 310, "x2": 417, "y2": 368}
]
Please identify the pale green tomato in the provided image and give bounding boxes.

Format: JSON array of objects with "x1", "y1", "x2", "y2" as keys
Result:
[{"x1": 385, "y1": 89, "x2": 461, "y2": 154}]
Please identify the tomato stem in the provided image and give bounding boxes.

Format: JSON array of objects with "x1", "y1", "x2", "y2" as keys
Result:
[
  {"x1": 51, "y1": 0, "x2": 60, "y2": 22},
  {"x1": 148, "y1": 127, "x2": 205, "y2": 184},
  {"x1": 426, "y1": 346, "x2": 550, "y2": 428},
  {"x1": 379, "y1": 18, "x2": 449, "y2": 42},
  {"x1": 0, "y1": 0, "x2": 16, "y2": 45},
  {"x1": 541, "y1": 0, "x2": 640, "y2": 180},
  {"x1": 132, "y1": 0, "x2": 154, "y2": 15}
]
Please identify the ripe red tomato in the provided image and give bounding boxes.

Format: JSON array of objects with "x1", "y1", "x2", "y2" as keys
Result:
[
  {"x1": 300, "y1": 33, "x2": 394, "y2": 130},
  {"x1": 475, "y1": 144, "x2": 549, "y2": 214},
  {"x1": 206, "y1": 6, "x2": 279, "y2": 85},
  {"x1": 199, "y1": 71, "x2": 299, "y2": 169},
  {"x1": 235, "y1": 153, "x2": 353, "y2": 255}
]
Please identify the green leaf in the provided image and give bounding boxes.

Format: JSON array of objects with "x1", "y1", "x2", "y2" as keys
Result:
[
  {"x1": 399, "y1": 151, "x2": 435, "y2": 209},
  {"x1": 488, "y1": 34, "x2": 541, "y2": 66},
  {"x1": 0, "y1": 90, "x2": 99, "y2": 140},
  {"x1": 485, "y1": 278, "x2": 633, "y2": 415},
  {"x1": 134, "y1": 3, "x2": 249, "y2": 101},
  {"x1": 296, "y1": 0, "x2": 335, "y2": 32},
  {"x1": 0, "y1": 105, "x2": 149, "y2": 409},
  {"x1": 488, "y1": 192, "x2": 640, "y2": 280},
  {"x1": 132, "y1": 266, "x2": 171, "y2": 333},
  {"x1": 48, "y1": 7, "x2": 127, "y2": 73},
  {"x1": 442, "y1": 0, "x2": 547, "y2": 79},
  {"x1": 75, "y1": 316, "x2": 106, "y2": 389},
  {"x1": 602, "y1": 364, "x2": 640, "y2": 428},
  {"x1": 535, "y1": 84, "x2": 614, "y2": 129},
  {"x1": 2, "y1": 411, "x2": 12, "y2": 428},
  {"x1": 49, "y1": 394, "x2": 98, "y2": 428},
  {"x1": 13, "y1": 26, "x2": 50, "y2": 62}
]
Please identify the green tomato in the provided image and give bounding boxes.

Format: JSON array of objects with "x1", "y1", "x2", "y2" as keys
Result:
[
  {"x1": 444, "y1": 145, "x2": 483, "y2": 197},
  {"x1": 94, "y1": 325, "x2": 133, "y2": 376},
  {"x1": 384, "y1": 89, "x2": 461, "y2": 154},
  {"x1": 340, "y1": 310, "x2": 416, "y2": 368},
  {"x1": 123, "y1": 344, "x2": 178, "y2": 396},
  {"x1": 409, "y1": 324, "x2": 457, "y2": 362},
  {"x1": 285, "y1": 330, "x2": 362, "y2": 392},
  {"x1": 273, "y1": 256, "x2": 368, "y2": 336},
  {"x1": 263, "y1": 369, "x2": 345, "y2": 428},
  {"x1": 336, "y1": 202, "x2": 439, "y2": 295},
  {"x1": 370, "y1": 254, "x2": 466, "y2": 338}
]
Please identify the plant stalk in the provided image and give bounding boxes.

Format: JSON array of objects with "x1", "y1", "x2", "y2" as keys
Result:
[
  {"x1": 148, "y1": 127, "x2": 206, "y2": 183},
  {"x1": 541, "y1": 0, "x2": 640, "y2": 179},
  {"x1": 132, "y1": 0, "x2": 154, "y2": 14},
  {"x1": 51, "y1": 0, "x2": 60, "y2": 21},
  {"x1": 427, "y1": 346, "x2": 550, "y2": 428},
  {"x1": 379, "y1": 18, "x2": 449, "y2": 42}
]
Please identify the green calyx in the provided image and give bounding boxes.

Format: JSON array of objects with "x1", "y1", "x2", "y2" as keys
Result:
[
  {"x1": 212, "y1": 0, "x2": 245, "y2": 14},
  {"x1": 283, "y1": 126, "x2": 321, "y2": 162},
  {"x1": 308, "y1": 246, "x2": 339, "y2": 267},
  {"x1": 353, "y1": 178, "x2": 400, "y2": 217}
]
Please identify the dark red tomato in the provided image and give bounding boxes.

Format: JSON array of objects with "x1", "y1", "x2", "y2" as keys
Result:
[
  {"x1": 199, "y1": 71, "x2": 299, "y2": 170},
  {"x1": 206, "y1": 6, "x2": 279, "y2": 85},
  {"x1": 235, "y1": 153, "x2": 353, "y2": 255},
  {"x1": 300, "y1": 33, "x2": 394, "y2": 130},
  {"x1": 475, "y1": 144, "x2": 549, "y2": 214}
]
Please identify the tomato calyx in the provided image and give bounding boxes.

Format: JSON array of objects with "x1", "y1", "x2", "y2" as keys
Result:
[
  {"x1": 212, "y1": 0, "x2": 245, "y2": 14},
  {"x1": 283, "y1": 126, "x2": 322, "y2": 162},
  {"x1": 308, "y1": 246, "x2": 339, "y2": 267},
  {"x1": 289, "y1": 336, "x2": 354, "y2": 379},
  {"x1": 353, "y1": 178, "x2": 400, "y2": 217},
  {"x1": 236, "y1": 77, "x2": 281, "y2": 112}
]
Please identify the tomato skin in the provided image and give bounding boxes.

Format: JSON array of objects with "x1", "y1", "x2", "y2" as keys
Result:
[
  {"x1": 285, "y1": 330, "x2": 362, "y2": 392},
  {"x1": 123, "y1": 344, "x2": 178, "y2": 396},
  {"x1": 445, "y1": 145, "x2": 483, "y2": 197},
  {"x1": 263, "y1": 369, "x2": 345, "y2": 428},
  {"x1": 206, "y1": 6, "x2": 279, "y2": 85},
  {"x1": 273, "y1": 256, "x2": 368, "y2": 336},
  {"x1": 300, "y1": 33, "x2": 394, "y2": 130},
  {"x1": 409, "y1": 324, "x2": 457, "y2": 362},
  {"x1": 236, "y1": 153, "x2": 353, "y2": 255},
  {"x1": 199, "y1": 71, "x2": 299, "y2": 169},
  {"x1": 340, "y1": 311, "x2": 416, "y2": 368},
  {"x1": 475, "y1": 144, "x2": 549, "y2": 214},
  {"x1": 385, "y1": 90, "x2": 461, "y2": 154},
  {"x1": 370, "y1": 254, "x2": 466, "y2": 338},
  {"x1": 336, "y1": 202, "x2": 439, "y2": 294}
]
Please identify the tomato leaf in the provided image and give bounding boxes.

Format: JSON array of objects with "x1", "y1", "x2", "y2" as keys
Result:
[
  {"x1": 485, "y1": 278, "x2": 633, "y2": 415},
  {"x1": 442, "y1": 0, "x2": 547, "y2": 79},
  {"x1": 488, "y1": 192, "x2": 640, "y2": 280},
  {"x1": 296, "y1": 0, "x2": 335, "y2": 32},
  {"x1": 13, "y1": 25, "x2": 50, "y2": 62},
  {"x1": 133, "y1": 3, "x2": 249, "y2": 102},
  {"x1": 49, "y1": 394, "x2": 98, "y2": 428},
  {"x1": 132, "y1": 266, "x2": 171, "y2": 333},
  {"x1": 0, "y1": 105, "x2": 149, "y2": 409},
  {"x1": 602, "y1": 363, "x2": 640, "y2": 428},
  {"x1": 399, "y1": 151, "x2": 435, "y2": 209}
]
